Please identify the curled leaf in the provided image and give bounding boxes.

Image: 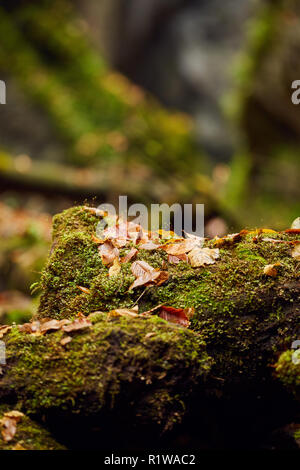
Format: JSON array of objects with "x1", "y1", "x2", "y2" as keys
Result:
[
  {"x1": 160, "y1": 239, "x2": 197, "y2": 255},
  {"x1": 120, "y1": 247, "x2": 138, "y2": 263},
  {"x1": 188, "y1": 247, "x2": 219, "y2": 267},
  {"x1": 60, "y1": 336, "x2": 72, "y2": 346},
  {"x1": 292, "y1": 245, "x2": 300, "y2": 261},
  {"x1": 158, "y1": 306, "x2": 194, "y2": 327},
  {"x1": 138, "y1": 241, "x2": 160, "y2": 250},
  {"x1": 98, "y1": 241, "x2": 119, "y2": 266},
  {"x1": 168, "y1": 254, "x2": 188, "y2": 264},
  {"x1": 62, "y1": 316, "x2": 92, "y2": 333},
  {"x1": 77, "y1": 286, "x2": 91, "y2": 294},
  {"x1": 0, "y1": 325, "x2": 12, "y2": 339},
  {"x1": 129, "y1": 261, "x2": 168, "y2": 290},
  {"x1": 263, "y1": 263, "x2": 281, "y2": 277},
  {"x1": 108, "y1": 258, "x2": 121, "y2": 277},
  {"x1": 0, "y1": 411, "x2": 24, "y2": 443}
]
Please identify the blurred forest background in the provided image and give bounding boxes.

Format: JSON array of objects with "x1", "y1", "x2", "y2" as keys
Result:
[{"x1": 0, "y1": 0, "x2": 299, "y2": 323}]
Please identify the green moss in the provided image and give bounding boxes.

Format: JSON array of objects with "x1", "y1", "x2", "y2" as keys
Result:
[
  {"x1": 0, "y1": 405, "x2": 65, "y2": 450},
  {"x1": 275, "y1": 350, "x2": 300, "y2": 399},
  {"x1": 36, "y1": 206, "x2": 300, "y2": 382},
  {"x1": 0, "y1": 315, "x2": 211, "y2": 431}
]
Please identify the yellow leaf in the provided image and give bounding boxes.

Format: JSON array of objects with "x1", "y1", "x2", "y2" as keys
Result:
[
  {"x1": 292, "y1": 245, "x2": 300, "y2": 261},
  {"x1": 108, "y1": 258, "x2": 121, "y2": 277},
  {"x1": 188, "y1": 247, "x2": 219, "y2": 267}
]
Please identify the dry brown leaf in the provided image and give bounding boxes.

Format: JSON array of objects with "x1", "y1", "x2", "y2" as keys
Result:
[
  {"x1": 158, "y1": 306, "x2": 194, "y2": 327},
  {"x1": 98, "y1": 241, "x2": 119, "y2": 266},
  {"x1": 1, "y1": 417, "x2": 17, "y2": 442},
  {"x1": 155, "y1": 270, "x2": 169, "y2": 286},
  {"x1": 83, "y1": 206, "x2": 107, "y2": 217},
  {"x1": 0, "y1": 411, "x2": 24, "y2": 443},
  {"x1": 168, "y1": 254, "x2": 188, "y2": 264},
  {"x1": 129, "y1": 261, "x2": 168, "y2": 289},
  {"x1": 263, "y1": 263, "x2": 281, "y2": 277},
  {"x1": 62, "y1": 316, "x2": 92, "y2": 333},
  {"x1": 138, "y1": 241, "x2": 160, "y2": 250},
  {"x1": 0, "y1": 325, "x2": 12, "y2": 339},
  {"x1": 160, "y1": 239, "x2": 197, "y2": 255},
  {"x1": 4, "y1": 411, "x2": 24, "y2": 422},
  {"x1": 108, "y1": 306, "x2": 139, "y2": 318},
  {"x1": 60, "y1": 336, "x2": 72, "y2": 346},
  {"x1": 18, "y1": 321, "x2": 41, "y2": 334},
  {"x1": 292, "y1": 245, "x2": 300, "y2": 261},
  {"x1": 120, "y1": 247, "x2": 138, "y2": 263},
  {"x1": 188, "y1": 247, "x2": 220, "y2": 267},
  {"x1": 91, "y1": 234, "x2": 106, "y2": 244},
  {"x1": 108, "y1": 258, "x2": 121, "y2": 277},
  {"x1": 40, "y1": 319, "x2": 70, "y2": 334},
  {"x1": 130, "y1": 261, "x2": 160, "y2": 289},
  {"x1": 77, "y1": 286, "x2": 91, "y2": 294}
]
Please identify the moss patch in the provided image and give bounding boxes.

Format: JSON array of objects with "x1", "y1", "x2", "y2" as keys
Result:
[
  {"x1": 0, "y1": 314, "x2": 211, "y2": 432},
  {"x1": 0, "y1": 405, "x2": 65, "y2": 450}
]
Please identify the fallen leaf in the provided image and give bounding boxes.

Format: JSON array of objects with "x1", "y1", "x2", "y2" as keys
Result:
[
  {"x1": 129, "y1": 261, "x2": 168, "y2": 290},
  {"x1": 155, "y1": 270, "x2": 169, "y2": 286},
  {"x1": 108, "y1": 258, "x2": 121, "y2": 277},
  {"x1": 120, "y1": 247, "x2": 138, "y2": 263},
  {"x1": 292, "y1": 245, "x2": 300, "y2": 261},
  {"x1": 40, "y1": 319, "x2": 71, "y2": 334},
  {"x1": 291, "y1": 217, "x2": 300, "y2": 229},
  {"x1": 0, "y1": 325, "x2": 12, "y2": 339},
  {"x1": 213, "y1": 230, "x2": 247, "y2": 248},
  {"x1": 168, "y1": 254, "x2": 188, "y2": 264},
  {"x1": 98, "y1": 242, "x2": 119, "y2": 265},
  {"x1": 62, "y1": 316, "x2": 92, "y2": 333},
  {"x1": 0, "y1": 411, "x2": 24, "y2": 443},
  {"x1": 4, "y1": 411, "x2": 24, "y2": 422},
  {"x1": 108, "y1": 307, "x2": 140, "y2": 318},
  {"x1": 138, "y1": 241, "x2": 160, "y2": 250},
  {"x1": 285, "y1": 229, "x2": 300, "y2": 234},
  {"x1": 1, "y1": 417, "x2": 17, "y2": 442},
  {"x1": 60, "y1": 336, "x2": 72, "y2": 346},
  {"x1": 91, "y1": 234, "x2": 106, "y2": 244},
  {"x1": 18, "y1": 321, "x2": 41, "y2": 334},
  {"x1": 130, "y1": 261, "x2": 160, "y2": 289},
  {"x1": 160, "y1": 239, "x2": 197, "y2": 255},
  {"x1": 188, "y1": 247, "x2": 220, "y2": 267},
  {"x1": 184, "y1": 232, "x2": 205, "y2": 246},
  {"x1": 158, "y1": 306, "x2": 194, "y2": 327},
  {"x1": 77, "y1": 286, "x2": 91, "y2": 294},
  {"x1": 83, "y1": 206, "x2": 107, "y2": 217},
  {"x1": 263, "y1": 263, "x2": 281, "y2": 277}
]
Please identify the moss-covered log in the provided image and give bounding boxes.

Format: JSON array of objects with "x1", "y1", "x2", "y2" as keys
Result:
[
  {"x1": 0, "y1": 313, "x2": 210, "y2": 449},
  {"x1": 36, "y1": 206, "x2": 300, "y2": 385},
  {"x1": 0, "y1": 205, "x2": 299, "y2": 449}
]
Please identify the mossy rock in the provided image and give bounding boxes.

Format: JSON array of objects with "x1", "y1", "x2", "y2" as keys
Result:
[
  {"x1": 37, "y1": 206, "x2": 300, "y2": 384},
  {"x1": 0, "y1": 405, "x2": 65, "y2": 450},
  {"x1": 0, "y1": 314, "x2": 210, "y2": 435}
]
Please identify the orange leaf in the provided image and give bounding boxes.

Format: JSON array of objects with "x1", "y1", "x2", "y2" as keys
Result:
[
  {"x1": 158, "y1": 306, "x2": 194, "y2": 327},
  {"x1": 98, "y1": 241, "x2": 119, "y2": 266},
  {"x1": 120, "y1": 247, "x2": 138, "y2": 263},
  {"x1": 77, "y1": 286, "x2": 91, "y2": 294}
]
